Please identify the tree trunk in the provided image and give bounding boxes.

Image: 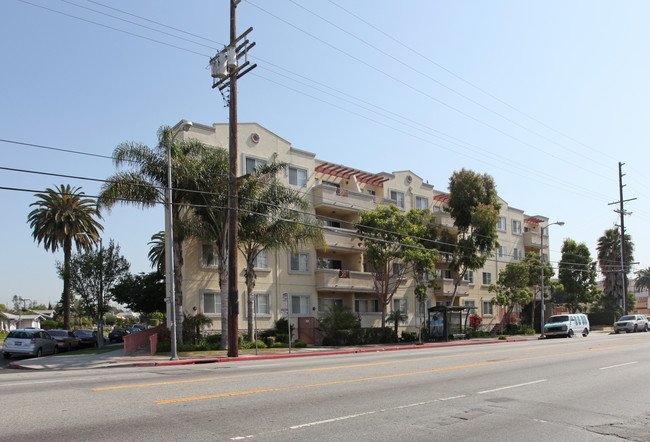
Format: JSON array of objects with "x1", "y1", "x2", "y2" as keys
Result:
[
  {"x1": 219, "y1": 264, "x2": 228, "y2": 350},
  {"x1": 173, "y1": 239, "x2": 184, "y2": 344},
  {"x1": 246, "y1": 268, "x2": 256, "y2": 342},
  {"x1": 63, "y1": 236, "x2": 72, "y2": 330}
]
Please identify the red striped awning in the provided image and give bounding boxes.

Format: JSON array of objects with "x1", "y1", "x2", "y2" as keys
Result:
[{"x1": 315, "y1": 162, "x2": 389, "y2": 187}]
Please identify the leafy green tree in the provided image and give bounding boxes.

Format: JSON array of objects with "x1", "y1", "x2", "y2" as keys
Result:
[
  {"x1": 386, "y1": 309, "x2": 408, "y2": 338},
  {"x1": 110, "y1": 271, "x2": 166, "y2": 314},
  {"x1": 0, "y1": 304, "x2": 7, "y2": 312},
  {"x1": 597, "y1": 228, "x2": 634, "y2": 312},
  {"x1": 559, "y1": 239, "x2": 598, "y2": 313},
  {"x1": 521, "y1": 251, "x2": 555, "y2": 330},
  {"x1": 59, "y1": 239, "x2": 130, "y2": 343},
  {"x1": 357, "y1": 205, "x2": 417, "y2": 328},
  {"x1": 438, "y1": 169, "x2": 501, "y2": 305},
  {"x1": 28, "y1": 184, "x2": 103, "y2": 329},
  {"x1": 489, "y1": 262, "x2": 532, "y2": 329},
  {"x1": 98, "y1": 125, "x2": 224, "y2": 343},
  {"x1": 239, "y1": 167, "x2": 324, "y2": 341}
]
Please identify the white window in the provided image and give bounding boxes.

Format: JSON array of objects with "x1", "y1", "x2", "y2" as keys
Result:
[
  {"x1": 252, "y1": 292, "x2": 270, "y2": 315},
  {"x1": 512, "y1": 220, "x2": 522, "y2": 235},
  {"x1": 482, "y1": 300, "x2": 493, "y2": 316},
  {"x1": 433, "y1": 206, "x2": 442, "y2": 213},
  {"x1": 290, "y1": 294, "x2": 311, "y2": 316},
  {"x1": 444, "y1": 269, "x2": 452, "y2": 279},
  {"x1": 355, "y1": 298, "x2": 380, "y2": 313},
  {"x1": 415, "y1": 196, "x2": 428, "y2": 210},
  {"x1": 497, "y1": 216, "x2": 507, "y2": 231},
  {"x1": 289, "y1": 166, "x2": 307, "y2": 187},
  {"x1": 290, "y1": 252, "x2": 310, "y2": 273},
  {"x1": 390, "y1": 190, "x2": 405, "y2": 209},
  {"x1": 393, "y1": 298, "x2": 407, "y2": 313},
  {"x1": 318, "y1": 298, "x2": 343, "y2": 312},
  {"x1": 202, "y1": 291, "x2": 222, "y2": 315},
  {"x1": 201, "y1": 243, "x2": 218, "y2": 268},
  {"x1": 463, "y1": 271, "x2": 474, "y2": 284},
  {"x1": 253, "y1": 249, "x2": 268, "y2": 269},
  {"x1": 464, "y1": 300, "x2": 475, "y2": 308},
  {"x1": 498, "y1": 246, "x2": 507, "y2": 258},
  {"x1": 482, "y1": 272, "x2": 491, "y2": 285},
  {"x1": 245, "y1": 157, "x2": 266, "y2": 174},
  {"x1": 393, "y1": 262, "x2": 405, "y2": 275},
  {"x1": 513, "y1": 248, "x2": 521, "y2": 261}
]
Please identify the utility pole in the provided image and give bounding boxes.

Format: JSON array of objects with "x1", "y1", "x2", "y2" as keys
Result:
[
  {"x1": 210, "y1": 0, "x2": 256, "y2": 358},
  {"x1": 609, "y1": 162, "x2": 635, "y2": 315}
]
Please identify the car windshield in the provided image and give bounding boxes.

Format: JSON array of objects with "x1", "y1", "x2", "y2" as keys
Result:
[
  {"x1": 548, "y1": 316, "x2": 569, "y2": 323},
  {"x1": 76, "y1": 330, "x2": 94, "y2": 336},
  {"x1": 7, "y1": 331, "x2": 35, "y2": 339},
  {"x1": 47, "y1": 330, "x2": 67, "y2": 337},
  {"x1": 619, "y1": 316, "x2": 635, "y2": 321}
]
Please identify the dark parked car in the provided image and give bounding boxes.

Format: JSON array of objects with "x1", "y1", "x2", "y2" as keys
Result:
[
  {"x1": 108, "y1": 327, "x2": 131, "y2": 343},
  {"x1": 47, "y1": 329, "x2": 80, "y2": 351},
  {"x1": 3, "y1": 329, "x2": 58, "y2": 358},
  {"x1": 74, "y1": 329, "x2": 100, "y2": 347}
]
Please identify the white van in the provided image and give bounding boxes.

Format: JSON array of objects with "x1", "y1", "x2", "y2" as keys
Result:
[{"x1": 543, "y1": 314, "x2": 590, "y2": 338}]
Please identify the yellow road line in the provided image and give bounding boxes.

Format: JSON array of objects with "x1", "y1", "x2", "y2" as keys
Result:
[
  {"x1": 155, "y1": 341, "x2": 649, "y2": 405},
  {"x1": 92, "y1": 338, "x2": 620, "y2": 392}
]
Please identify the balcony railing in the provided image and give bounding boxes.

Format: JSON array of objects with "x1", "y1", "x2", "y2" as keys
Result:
[
  {"x1": 433, "y1": 278, "x2": 470, "y2": 297},
  {"x1": 315, "y1": 269, "x2": 375, "y2": 292},
  {"x1": 312, "y1": 184, "x2": 391, "y2": 212},
  {"x1": 435, "y1": 211, "x2": 456, "y2": 230},
  {"x1": 523, "y1": 231, "x2": 544, "y2": 248},
  {"x1": 320, "y1": 227, "x2": 363, "y2": 251}
]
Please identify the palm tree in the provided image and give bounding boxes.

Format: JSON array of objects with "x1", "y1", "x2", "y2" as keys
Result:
[
  {"x1": 386, "y1": 309, "x2": 408, "y2": 340},
  {"x1": 597, "y1": 228, "x2": 634, "y2": 311},
  {"x1": 238, "y1": 165, "x2": 324, "y2": 341},
  {"x1": 635, "y1": 267, "x2": 650, "y2": 293},
  {"x1": 98, "y1": 126, "x2": 223, "y2": 343},
  {"x1": 147, "y1": 231, "x2": 165, "y2": 274},
  {"x1": 28, "y1": 184, "x2": 103, "y2": 329}
]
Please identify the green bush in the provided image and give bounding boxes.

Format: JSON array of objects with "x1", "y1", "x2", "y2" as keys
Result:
[
  {"x1": 205, "y1": 333, "x2": 222, "y2": 345},
  {"x1": 293, "y1": 340, "x2": 307, "y2": 348},
  {"x1": 401, "y1": 331, "x2": 418, "y2": 342},
  {"x1": 275, "y1": 333, "x2": 289, "y2": 344},
  {"x1": 240, "y1": 340, "x2": 267, "y2": 349},
  {"x1": 264, "y1": 336, "x2": 276, "y2": 347},
  {"x1": 40, "y1": 319, "x2": 62, "y2": 330},
  {"x1": 470, "y1": 330, "x2": 491, "y2": 338},
  {"x1": 157, "y1": 341, "x2": 171, "y2": 353},
  {"x1": 272, "y1": 342, "x2": 288, "y2": 348}
]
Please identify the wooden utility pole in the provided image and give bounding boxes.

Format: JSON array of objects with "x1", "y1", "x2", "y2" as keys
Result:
[{"x1": 210, "y1": 0, "x2": 256, "y2": 358}]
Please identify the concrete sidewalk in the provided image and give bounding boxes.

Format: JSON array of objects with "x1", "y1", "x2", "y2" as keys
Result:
[{"x1": 7, "y1": 336, "x2": 535, "y2": 370}]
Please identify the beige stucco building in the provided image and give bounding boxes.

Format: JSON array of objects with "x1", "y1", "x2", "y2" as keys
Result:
[{"x1": 173, "y1": 121, "x2": 552, "y2": 341}]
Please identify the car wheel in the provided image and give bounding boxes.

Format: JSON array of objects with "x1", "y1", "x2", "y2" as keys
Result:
[
  {"x1": 634, "y1": 325, "x2": 638, "y2": 333},
  {"x1": 567, "y1": 329, "x2": 574, "y2": 338},
  {"x1": 645, "y1": 325, "x2": 648, "y2": 332},
  {"x1": 67, "y1": 343, "x2": 71, "y2": 352},
  {"x1": 3, "y1": 352, "x2": 10, "y2": 359},
  {"x1": 36, "y1": 348, "x2": 43, "y2": 358},
  {"x1": 582, "y1": 328, "x2": 589, "y2": 337},
  {"x1": 615, "y1": 330, "x2": 619, "y2": 334},
  {"x1": 53, "y1": 346, "x2": 58, "y2": 355}
]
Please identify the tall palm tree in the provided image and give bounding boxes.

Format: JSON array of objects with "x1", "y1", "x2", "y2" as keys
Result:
[
  {"x1": 238, "y1": 166, "x2": 324, "y2": 341},
  {"x1": 147, "y1": 231, "x2": 165, "y2": 274},
  {"x1": 597, "y1": 228, "x2": 634, "y2": 311},
  {"x1": 28, "y1": 184, "x2": 103, "y2": 329},
  {"x1": 98, "y1": 125, "x2": 223, "y2": 343},
  {"x1": 635, "y1": 267, "x2": 650, "y2": 293}
]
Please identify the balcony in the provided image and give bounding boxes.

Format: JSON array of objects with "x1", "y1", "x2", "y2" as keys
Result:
[
  {"x1": 435, "y1": 211, "x2": 456, "y2": 230},
  {"x1": 312, "y1": 185, "x2": 391, "y2": 214},
  {"x1": 433, "y1": 278, "x2": 470, "y2": 297},
  {"x1": 319, "y1": 227, "x2": 363, "y2": 252},
  {"x1": 315, "y1": 269, "x2": 375, "y2": 293},
  {"x1": 523, "y1": 231, "x2": 544, "y2": 249}
]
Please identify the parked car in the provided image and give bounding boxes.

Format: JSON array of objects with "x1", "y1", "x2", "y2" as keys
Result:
[
  {"x1": 2, "y1": 329, "x2": 58, "y2": 358},
  {"x1": 131, "y1": 323, "x2": 146, "y2": 331},
  {"x1": 47, "y1": 329, "x2": 80, "y2": 351},
  {"x1": 108, "y1": 327, "x2": 131, "y2": 343},
  {"x1": 74, "y1": 329, "x2": 100, "y2": 347},
  {"x1": 614, "y1": 315, "x2": 649, "y2": 333},
  {"x1": 543, "y1": 314, "x2": 590, "y2": 338}
]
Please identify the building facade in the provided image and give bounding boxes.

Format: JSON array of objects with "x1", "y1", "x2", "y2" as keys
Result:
[{"x1": 174, "y1": 121, "x2": 552, "y2": 340}]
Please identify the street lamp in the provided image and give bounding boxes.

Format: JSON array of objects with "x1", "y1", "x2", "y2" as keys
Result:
[
  {"x1": 167, "y1": 120, "x2": 193, "y2": 361},
  {"x1": 75, "y1": 232, "x2": 103, "y2": 347},
  {"x1": 540, "y1": 221, "x2": 564, "y2": 338}
]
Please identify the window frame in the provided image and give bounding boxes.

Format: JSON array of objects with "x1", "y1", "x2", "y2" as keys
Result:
[
  {"x1": 497, "y1": 216, "x2": 507, "y2": 231},
  {"x1": 512, "y1": 219, "x2": 522, "y2": 235},
  {"x1": 392, "y1": 297, "x2": 407, "y2": 313},
  {"x1": 289, "y1": 251, "x2": 311, "y2": 274},
  {"x1": 288, "y1": 166, "x2": 308, "y2": 187},
  {"x1": 482, "y1": 272, "x2": 491, "y2": 285},
  {"x1": 318, "y1": 297, "x2": 343, "y2": 312},
  {"x1": 415, "y1": 195, "x2": 428, "y2": 210},
  {"x1": 482, "y1": 300, "x2": 493, "y2": 316},
  {"x1": 290, "y1": 293, "x2": 311, "y2": 317},
  {"x1": 354, "y1": 298, "x2": 380, "y2": 314},
  {"x1": 201, "y1": 290, "x2": 222, "y2": 316},
  {"x1": 390, "y1": 190, "x2": 405, "y2": 209},
  {"x1": 250, "y1": 292, "x2": 271, "y2": 317},
  {"x1": 201, "y1": 243, "x2": 219, "y2": 268},
  {"x1": 253, "y1": 249, "x2": 268, "y2": 269},
  {"x1": 245, "y1": 156, "x2": 267, "y2": 175}
]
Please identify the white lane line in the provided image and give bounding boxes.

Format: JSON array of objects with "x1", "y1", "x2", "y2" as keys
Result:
[
  {"x1": 0, "y1": 379, "x2": 62, "y2": 387},
  {"x1": 477, "y1": 379, "x2": 547, "y2": 394},
  {"x1": 230, "y1": 395, "x2": 466, "y2": 439},
  {"x1": 599, "y1": 361, "x2": 637, "y2": 370}
]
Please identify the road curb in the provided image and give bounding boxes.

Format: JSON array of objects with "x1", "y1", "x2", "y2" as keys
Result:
[{"x1": 148, "y1": 338, "x2": 528, "y2": 367}]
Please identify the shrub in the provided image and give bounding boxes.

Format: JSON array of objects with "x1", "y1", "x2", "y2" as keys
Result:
[
  {"x1": 240, "y1": 340, "x2": 267, "y2": 349},
  {"x1": 157, "y1": 341, "x2": 171, "y2": 353},
  {"x1": 401, "y1": 331, "x2": 418, "y2": 342},
  {"x1": 275, "y1": 333, "x2": 289, "y2": 344},
  {"x1": 205, "y1": 333, "x2": 222, "y2": 345},
  {"x1": 264, "y1": 336, "x2": 276, "y2": 347},
  {"x1": 272, "y1": 342, "x2": 288, "y2": 348},
  {"x1": 293, "y1": 340, "x2": 307, "y2": 348}
]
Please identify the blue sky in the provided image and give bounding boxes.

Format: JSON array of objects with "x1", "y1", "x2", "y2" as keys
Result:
[{"x1": 2, "y1": 0, "x2": 649, "y2": 308}]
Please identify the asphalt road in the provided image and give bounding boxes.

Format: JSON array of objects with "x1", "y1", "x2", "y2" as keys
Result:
[{"x1": 1, "y1": 333, "x2": 649, "y2": 441}]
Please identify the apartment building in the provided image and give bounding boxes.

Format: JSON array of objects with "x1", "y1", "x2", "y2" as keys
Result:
[{"x1": 176, "y1": 121, "x2": 551, "y2": 340}]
